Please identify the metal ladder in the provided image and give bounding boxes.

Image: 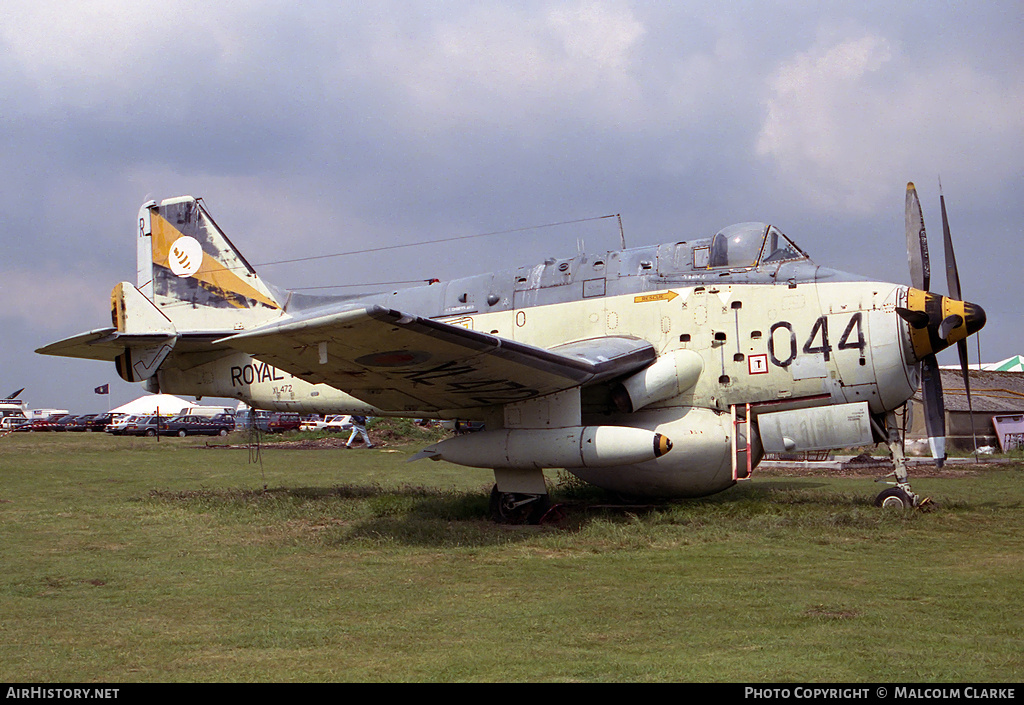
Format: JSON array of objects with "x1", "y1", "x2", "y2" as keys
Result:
[{"x1": 731, "y1": 403, "x2": 753, "y2": 481}]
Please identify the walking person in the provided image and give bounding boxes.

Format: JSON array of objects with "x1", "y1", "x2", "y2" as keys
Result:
[{"x1": 345, "y1": 415, "x2": 374, "y2": 448}]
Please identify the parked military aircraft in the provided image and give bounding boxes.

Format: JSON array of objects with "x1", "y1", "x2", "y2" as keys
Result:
[{"x1": 37, "y1": 185, "x2": 985, "y2": 522}]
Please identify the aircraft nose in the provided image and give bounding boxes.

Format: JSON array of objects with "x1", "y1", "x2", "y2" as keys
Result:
[{"x1": 896, "y1": 288, "x2": 987, "y2": 361}]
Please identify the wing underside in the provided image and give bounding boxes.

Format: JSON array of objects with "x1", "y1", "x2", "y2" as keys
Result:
[
  {"x1": 36, "y1": 328, "x2": 150, "y2": 362},
  {"x1": 220, "y1": 305, "x2": 656, "y2": 413},
  {"x1": 36, "y1": 329, "x2": 231, "y2": 361}
]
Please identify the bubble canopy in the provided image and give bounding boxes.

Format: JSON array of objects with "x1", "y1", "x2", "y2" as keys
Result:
[{"x1": 708, "y1": 222, "x2": 807, "y2": 269}]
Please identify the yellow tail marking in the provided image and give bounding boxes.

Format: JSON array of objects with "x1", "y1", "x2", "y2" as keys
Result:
[
  {"x1": 110, "y1": 283, "x2": 127, "y2": 332},
  {"x1": 150, "y1": 213, "x2": 279, "y2": 310}
]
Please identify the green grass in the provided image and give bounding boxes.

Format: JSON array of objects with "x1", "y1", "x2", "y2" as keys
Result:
[{"x1": 1, "y1": 432, "x2": 1022, "y2": 682}]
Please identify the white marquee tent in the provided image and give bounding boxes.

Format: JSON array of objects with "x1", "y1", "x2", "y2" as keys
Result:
[
  {"x1": 109, "y1": 394, "x2": 192, "y2": 417},
  {"x1": 984, "y1": 355, "x2": 1024, "y2": 372}
]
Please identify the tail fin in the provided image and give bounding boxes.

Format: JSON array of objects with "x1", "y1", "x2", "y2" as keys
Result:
[{"x1": 137, "y1": 196, "x2": 283, "y2": 333}]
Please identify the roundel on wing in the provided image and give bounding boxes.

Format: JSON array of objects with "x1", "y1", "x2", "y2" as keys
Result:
[
  {"x1": 355, "y1": 350, "x2": 432, "y2": 367},
  {"x1": 168, "y1": 236, "x2": 204, "y2": 278}
]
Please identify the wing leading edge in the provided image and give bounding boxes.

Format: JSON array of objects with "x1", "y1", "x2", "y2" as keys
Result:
[
  {"x1": 219, "y1": 305, "x2": 656, "y2": 413},
  {"x1": 36, "y1": 328, "x2": 135, "y2": 362}
]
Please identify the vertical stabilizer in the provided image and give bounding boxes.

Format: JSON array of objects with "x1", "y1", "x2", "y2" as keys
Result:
[{"x1": 138, "y1": 197, "x2": 283, "y2": 333}]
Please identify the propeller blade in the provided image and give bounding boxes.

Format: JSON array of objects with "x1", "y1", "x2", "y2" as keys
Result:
[
  {"x1": 939, "y1": 314, "x2": 964, "y2": 341},
  {"x1": 906, "y1": 182, "x2": 930, "y2": 291},
  {"x1": 941, "y1": 189, "x2": 962, "y2": 301},
  {"x1": 956, "y1": 339, "x2": 973, "y2": 399},
  {"x1": 941, "y1": 188, "x2": 979, "y2": 453},
  {"x1": 921, "y1": 354, "x2": 946, "y2": 467},
  {"x1": 895, "y1": 306, "x2": 930, "y2": 329},
  {"x1": 957, "y1": 337, "x2": 980, "y2": 455}
]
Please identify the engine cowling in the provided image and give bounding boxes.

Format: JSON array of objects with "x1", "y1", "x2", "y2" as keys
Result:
[{"x1": 568, "y1": 406, "x2": 763, "y2": 498}]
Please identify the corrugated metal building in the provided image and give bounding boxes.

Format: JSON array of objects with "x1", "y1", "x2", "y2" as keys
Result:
[{"x1": 909, "y1": 369, "x2": 1024, "y2": 450}]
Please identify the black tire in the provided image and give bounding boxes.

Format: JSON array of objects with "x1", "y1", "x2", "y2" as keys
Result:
[
  {"x1": 875, "y1": 487, "x2": 913, "y2": 509},
  {"x1": 219, "y1": 429, "x2": 228, "y2": 436},
  {"x1": 178, "y1": 430, "x2": 187, "y2": 438},
  {"x1": 146, "y1": 429, "x2": 156, "y2": 437},
  {"x1": 489, "y1": 485, "x2": 551, "y2": 525}
]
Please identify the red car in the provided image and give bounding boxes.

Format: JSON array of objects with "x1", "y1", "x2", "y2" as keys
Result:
[{"x1": 265, "y1": 412, "x2": 301, "y2": 433}]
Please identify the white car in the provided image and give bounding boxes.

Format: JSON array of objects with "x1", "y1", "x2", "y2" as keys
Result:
[
  {"x1": 299, "y1": 415, "x2": 352, "y2": 432},
  {"x1": 106, "y1": 414, "x2": 140, "y2": 435},
  {"x1": 323, "y1": 415, "x2": 353, "y2": 432}
]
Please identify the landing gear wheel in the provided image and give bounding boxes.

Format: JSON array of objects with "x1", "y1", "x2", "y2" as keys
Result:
[
  {"x1": 875, "y1": 486, "x2": 915, "y2": 509},
  {"x1": 489, "y1": 485, "x2": 550, "y2": 525}
]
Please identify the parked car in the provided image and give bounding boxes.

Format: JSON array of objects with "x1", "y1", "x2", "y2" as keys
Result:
[
  {"x1": 209, "y1": 413, "x2": 236, "y2": 432},
  {"x1": 159, "y1": 414, "x2": 235, "y2": 437},
  {"x1": 299, "y1": 415, "x2": 322, "y2": 431},
  {"x1": 105, "y1": 415, "x2": 139, "y2": 435},
  {"x1": 65, "y1": 414, "x2": 97, "y2": 432},
  {"x1": 1, "y1": 416, "x2": 30, "y2": 431},
  {"x1": 264, "y1": 412, "x2": 301, "y2": 433},
  {"x1": 85, "y1": 414, "x2": 114, "y2": 432},
  {"x1": 63, "y1": 413, "x2": 113, "y2": 432},
  {"x1": 454, "y1": 421, "x2": 485, "y2": 434},
  {"x1": 299, "y1": 414, "x2": 352, "y2": 432},
  {"x1": 124, "y1": 415, "x2": 172, "y2": 437},
  {"x1": 324, "y1": 415, "x2": 352, "y2": 432},
  {"x1": 46, "y1": 414, "x2": 80, "y2": 431},
  {"x1": 14, "y1": 415, "x2": 67, "y2": 432},
  {"x1": 234, "y1": 408, "x2": 269, "y2": 431}
]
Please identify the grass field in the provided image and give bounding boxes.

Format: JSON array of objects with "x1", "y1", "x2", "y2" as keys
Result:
[{"x1": 1, "y1": 430, "x2": 1022, "y2": 683}]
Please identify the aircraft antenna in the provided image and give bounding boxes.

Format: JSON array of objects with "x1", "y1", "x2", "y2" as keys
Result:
[
  {"x1": 256, "y1": 214, "x2": 620, "y2": 268},
  {"x1": 617, "y1": 214, "x2": 626, "y2": 249}
]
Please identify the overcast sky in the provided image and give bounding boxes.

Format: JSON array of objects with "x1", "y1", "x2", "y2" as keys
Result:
[{"x1": 2, "y1": 1, "x2": 1021, "y2": 413}]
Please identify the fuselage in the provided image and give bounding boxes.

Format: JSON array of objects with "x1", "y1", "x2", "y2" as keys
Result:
[{"x1": 159, "y1": 228, "x2": 919, "y2": 425}]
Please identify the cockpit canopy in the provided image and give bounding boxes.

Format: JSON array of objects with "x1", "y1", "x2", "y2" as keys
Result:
[{"x1": 707, "y1": 222, "x2": 807, "y2": 269}]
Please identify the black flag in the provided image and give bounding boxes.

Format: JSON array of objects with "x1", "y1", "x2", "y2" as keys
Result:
[{"x1": 94, "y1": 384, "x2": 109, "y2": 395}]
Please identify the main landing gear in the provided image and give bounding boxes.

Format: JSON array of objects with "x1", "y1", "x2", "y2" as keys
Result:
[{"x1": 489, "y1": 485, "x2": 551, "y2": 525}]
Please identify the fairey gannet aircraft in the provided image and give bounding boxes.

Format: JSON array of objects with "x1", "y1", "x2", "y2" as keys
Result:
[{"x1": 38, "y1": 185, "x2": 985, "y2": 522}]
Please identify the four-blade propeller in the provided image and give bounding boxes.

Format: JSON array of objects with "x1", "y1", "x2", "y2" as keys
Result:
[{"x1": 896, "y1": 182, "x2": 986, "y2": 466}]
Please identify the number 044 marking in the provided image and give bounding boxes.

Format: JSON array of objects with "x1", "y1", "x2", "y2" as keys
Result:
[{"x1": 768, "y1": 313, "x2": 865, "y2": 369}]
